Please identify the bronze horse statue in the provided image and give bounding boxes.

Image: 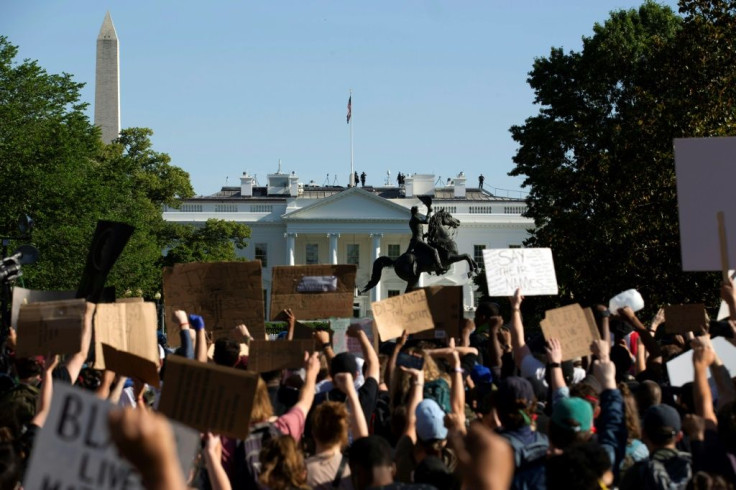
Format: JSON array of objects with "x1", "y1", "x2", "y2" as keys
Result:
[{"x1": 361, "y1": 208, "x2": 480, "y2": 293}]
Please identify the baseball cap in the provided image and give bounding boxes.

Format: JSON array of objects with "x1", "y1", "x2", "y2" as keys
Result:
[
  {"x1": 643, "y1": 404, "x2": 681, "y2": 443},
  {"x1": 551, "y1": 397, "x2": 594, "y2": 432},
  {"x1": 330, "y1": 352, "x2": 358, "y2": 377},
  {"x1": 416, "y1": 399, "x2": 448, "y2": 441},
  {"x1": 495, "y1": 376, "x2": 535, "y2": 413}
]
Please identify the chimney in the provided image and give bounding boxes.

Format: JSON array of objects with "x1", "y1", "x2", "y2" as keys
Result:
[
  {"x1": 289, "y1": 172, "x2": 299, "y2": 197},
  {"x1": 240, "y1": 172, "x2": 255, "y2": 197},
  {"x1": 453, "y1": 172, "x2": 466, "y2": 198}
]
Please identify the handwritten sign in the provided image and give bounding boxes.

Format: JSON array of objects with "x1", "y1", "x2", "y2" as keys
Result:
[
  {"x1": 23, "y1": 383, "x2": 199, "y2": 490},
  {"x1": 412, "y1": 286, "x2": 463, "y2": 340},
  {"x1": 159, "y1": 356, "x2": 259, "y2": 439},
  {"x1": 371, "y1": 289, "x2": 434, "y2": 341},
  {"x1": 11, "y1": 287, "x2": 76, "y2": 330},
  {"x1": 540, "y1": 304, "x2": 600, "y2": 360},
  {"x1": 664, "y1": 304, "x2": 707, "y2": 334},
  {"x1": 93, "y1": 302, "x2": 160, "y2": 386},
  {"x1": 270, "y1": 265, "x2": 356, "y2": 320},
  {"x1": 163, "y1": 262, "x2": 265, "y2": 347},
  {"x1": 483, "y1": 248, "x2": 558, "y2": 296},
  {"x1": 247, "y1": 339, "x2": 313, "y2": 372},
  {"x1": 674, "y1": 137, "x2": 736, "y2": 270},
  {"x1": 16, "y1": 299, "x2": 86, "y2": 357}
]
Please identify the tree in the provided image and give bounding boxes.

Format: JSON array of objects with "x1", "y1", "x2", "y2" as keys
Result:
[
  {"x1": 161, "y1": 219, "x2": 251, "y2": 267},
  {"x1": 509, "y1": 1, "x2": 730, "y2": 313},
  {"x1": 0, "y1": 37, "x2": 250, "y2": 300}
]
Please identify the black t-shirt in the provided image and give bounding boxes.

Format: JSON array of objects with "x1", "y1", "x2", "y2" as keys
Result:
[{"x1": 313, "y1": 377, "x2": 379, "y2": 427}]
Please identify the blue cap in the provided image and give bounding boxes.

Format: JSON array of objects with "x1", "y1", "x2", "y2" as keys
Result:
[{"x1": 416, "y1": 399, "x2": 448, "y2": 441}]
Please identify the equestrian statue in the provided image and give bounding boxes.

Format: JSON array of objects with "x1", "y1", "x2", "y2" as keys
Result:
[{"x1": 361, "y1": 196, "x2": 479, "y2": 293}]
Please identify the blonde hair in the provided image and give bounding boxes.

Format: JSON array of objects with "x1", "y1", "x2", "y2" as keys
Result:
[
  {"x1": 251, "y1": 377, "x2": 274, "y2": 424},
  {"x1": 259, "y1": 435, "x2": 309, "y2": 490}
]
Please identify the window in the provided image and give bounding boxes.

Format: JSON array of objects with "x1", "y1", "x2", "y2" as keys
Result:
[
  {"x1": 509, "y1": 244, "x2": 522, "y2": 249},
  {"x1": 180, "y1": 204, "x2": 203, "y2": 212},
  {"x1": 251, "y1": 204, "x2": 273, "y2": 213},
  {"x1": 504, "y1": 206, "x2": 526, "y2": 214},
  {"x1": 474, "y1": 244, "x2": 486, "y2": 268},
  {"x1": 214, "y1": 204, "x2": 238, "y2": 212},
  {"x1": 306, "y1": 244, "x2": 319, "y2": 264},
  {"x1": 388, "y1": 244, "x2": 401, "y2": 260},
  {"x1": 469, "y1": 206, "x2": 493, "y2": 214},
  {"x1": 255, "y1": 243, "x2": 268, "y2": 267},
  {"x1": 388, "y1": 290, "x2": 401, "y2": 298},
  {"x1": 347, "y1": 244, "x2": 360, "y2": 266},
  {"x1": 441, "y1": 206, "x2": 457, "y2": 213}
]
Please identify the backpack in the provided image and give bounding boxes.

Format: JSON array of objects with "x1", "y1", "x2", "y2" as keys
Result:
[
  {"x1": 502, "y1": 430, "x2": 549, "y2": 490},
  {"x1": 0, "y1": 383, "x2": 39, "y2": 428},
  {"x1": 423, "y1": 378, "x2": 451, "y2": 414},
  {"x1": 234, "y1": 421, "x2": 282, "y2": 489},
  {"x1": 637, "y1": 448, "x2": 692, "y2": 490}
]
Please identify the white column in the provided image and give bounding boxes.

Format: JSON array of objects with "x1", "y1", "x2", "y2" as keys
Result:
[
  {"x1": 284, "y1": 232, "x2": 297, "y2": 265},
  {"x1": 370, "y1": 233, "x2": 383, "y2": 302},
  {"x1": 328, "y1": 233, "x2": 340, "y2": 265}
]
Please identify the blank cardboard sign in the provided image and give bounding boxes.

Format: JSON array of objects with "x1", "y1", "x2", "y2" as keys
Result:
[
  {"x1": 540, "y1": 304, "x2": 600, "y2": 361},
  {"x1": 163, "y1": 262, "x2": 265, "y2": 347},
  {"x1": 674, "y1": 137, "x2": 736, "y2": 271},
  {"x1": 664, "y1": 304, "x2": 707, "y2": 334},
  {"x1": 11, "y1": 287, "x2": 76, "y2": 331},
  {"x1": 667, "y1": 336, "x2": 736, "y2": 387},
  {"x1": 159, "y1": 356, "x2": 259, "y2": 439},
  {"x1": 247, "y1": 339, "x2": 313, "y2": 373},
  {"x1": 16, "y1": 299, "x2": 86, "y2": 357}
]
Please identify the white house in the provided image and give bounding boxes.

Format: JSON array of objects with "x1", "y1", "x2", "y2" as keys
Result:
[{"x1": 163, "y1": 170, "x2": 533, "y2": 318}]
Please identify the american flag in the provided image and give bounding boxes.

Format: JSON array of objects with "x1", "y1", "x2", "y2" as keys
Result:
[{"x1": 346, "y1": 96, "x2": 352, "y2": 124}]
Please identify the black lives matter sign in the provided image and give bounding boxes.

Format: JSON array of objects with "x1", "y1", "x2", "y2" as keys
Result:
[{"x1": 23, "y1": 383, "x2": 199, "y2": 490}]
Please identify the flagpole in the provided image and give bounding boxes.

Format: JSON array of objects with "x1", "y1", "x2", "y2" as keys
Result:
[{"x1": 349, "y1": 89, "x2": 354, "y2": 187}]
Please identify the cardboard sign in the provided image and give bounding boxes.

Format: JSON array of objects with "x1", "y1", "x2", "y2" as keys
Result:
[
  {"x1": 23, "y1": 383, "x2": 199, "y2": 490},
  {"x1": 93, "y1": 302, "x2": 159, "y2": 383},
  {"x1": 412, "y1": 286, "x2": 463, "y2": 340},
  {"x1": 77, "y1": 221, "x2": 135, "y2": 303},
  {"x1": 159, "y1": 356, "x2": 259, "y2": 439},
  {"x1": 247, "y1": 339, "x2": 313, "y2": 372},
  {"x1": 11, "y1": 287, "x2": 76, "y2": 330},
  {"x1": 163, "y1": 262, "x2": 265, "y2": 347},
  {"x1": 667, "y1": 336, "x2": 736, "y2": 387},
  {"x1": 664, "y1": 304, "x2": 707, "y2": 334},
  {"x1": 674, "y1": 137, "x2": 736, "y2": 271},
  {"x1": 540, "y1": 304, "x2": 600, "y2": 361},
  {"x1": 372, "y1": 289, "x2": 434, "y2": 341},
  {"x1": 292, "y1": 321, "x2": 314, "y2": 340},
  {"x1": 483, "y1": 248, "x2": 558, "y2": 296},
  {"x1": 270, "y1": 265, "x2": 356, "y2": 320},
  {"x1": 15, "y1": 299, "x2": 86, "y2": 357}
]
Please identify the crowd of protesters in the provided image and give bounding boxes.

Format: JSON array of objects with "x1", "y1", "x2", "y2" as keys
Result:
[{"x1": 0, "y1": 280, "x2": 736, "y2": 490}]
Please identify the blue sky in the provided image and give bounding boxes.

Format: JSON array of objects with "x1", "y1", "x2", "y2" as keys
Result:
[{"x1": 3, "y1": 1, "x2": 679, "y2": 196}]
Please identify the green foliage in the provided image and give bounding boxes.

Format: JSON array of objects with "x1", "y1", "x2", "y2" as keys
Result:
[
  {"x1": 0, "y1": 37, "x2": 250, "y2": 299},
  {"x1": 161, "y1": 219, "x2": 251, "y2": 267},
  {"x1": 509, "y1": 1, "x2": 732, "y2": 314}
]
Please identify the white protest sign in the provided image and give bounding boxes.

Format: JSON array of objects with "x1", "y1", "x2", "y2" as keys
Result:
[
  {"x1": 24, "y1": 383, "x2": 200, "y2": 490},
  {"x1": 666, "y1": 336, "x2": 736, "y2": 387},
  {"x1": 483, "y1": 248, "x2": 558, "y2": 296},
  {"x1": 716, "y1": 270, "x2": 735, "y2": 320},
  {"x1": 674, "y1": 137, "x2": 736, "y2": 271}
]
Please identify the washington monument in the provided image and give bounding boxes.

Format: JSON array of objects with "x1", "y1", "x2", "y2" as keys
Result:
[{"x1": 94, "y1": 12, "x2": 120, "y2": 144}]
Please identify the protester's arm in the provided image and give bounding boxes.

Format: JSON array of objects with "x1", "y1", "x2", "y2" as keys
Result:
[
  {"x1": 334, "y1": 372, "x2": 369, "y2": 438},
  {"x1": 460, "y1": 318, "x2": 473, "y2": 348},
  {"x1": 447, "y1": 345, "x2": 466, "y2": 422},
  {"x1": 618, "y1": 307, "x2": 662, "y2": 363},
  {"x1": 292, "y1": 351, "x2": 320, "y2": 417},
  {"x1": 31, "y1": 354, "x2": 59, "y2": 428},
  {"x1": 545, "y1": 338, "x2": 566, "y2": 394},
  {"x1": 189, "y1": 314, "x2": 207, "y2": 363},
  {"x1": 635, "y1": 336, "x2": 646, "y2": 374},
  {"x1": 487, "y1": 317, "x2": 504, "y2": 372},
  {"x1": 175, "y1": 309, "x2": 194, "y2": 359},
  {"x1": 65, "y1": 302, "x2": 96, "y2": 383},
  {"x1": 347, "y1": 323, "x2": 379, "y2": 382},
  {"x1": 400, "y1": 365, "x2": 425, "y2": 443},
  {"x1": 108, "y1": 375, "x2": 127, "y2": 404},
  {"x1": 722, "y1": 278, "x2": 736, "y2": 322},
  {"x1": 450, "y1": 422, "x2": 514, "y2": 490},
  {"x1": 108, "y1": 408, "x2": 186, "y2": 490},
  {"x1": 509, "y1": 288, "x2": 532, "y2": 368},
  {"x1": 283, "y1": 309, "x2": 296, "y2": 341},
  {"x1": 203, "y1": 433, "x2": 232, "y2": 490},
  {"x1": 591, "y1": 340, "x2": 626, "y2": 469},
  {"x1": 313, "y1": 329, "x2": 334, "y2": 363},
  {"x1": 96, "y1": 369, "x2": 116, "y2": 400},
  {"x1": 691, "y1": 336, "x2": 718, "y2": 429},
  {"x1": 386, "y1": 330, "x2": 408, "y2": 389}
]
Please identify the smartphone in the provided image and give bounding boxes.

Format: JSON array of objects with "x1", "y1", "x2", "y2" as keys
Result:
[{"x1": 397, "y1": 352, "x2": 425, "y2": 370}]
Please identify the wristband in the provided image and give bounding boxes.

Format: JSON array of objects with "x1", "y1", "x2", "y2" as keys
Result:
[
  {"x1": 547, "y1": 362, "x2": 561, "y2": 369},
  {"x1": 320, "y1": 342, "x2": 332, "y2": 350},
  {"x1": 453, "y1": 367, "x2": 464, "y2": 374}
]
